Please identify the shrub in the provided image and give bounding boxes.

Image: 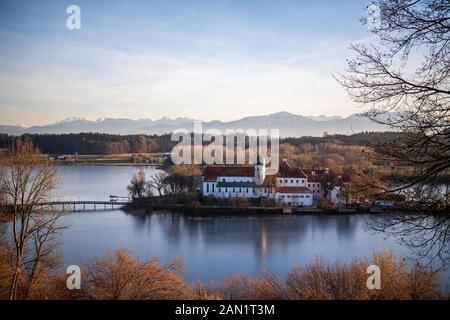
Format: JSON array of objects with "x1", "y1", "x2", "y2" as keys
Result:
[
  {"x1": 260, "y1": 198, "x2": 276, "y2": 207},
  {"x1": 232, "y1": 197, "x2": 250, "y2": 208},
  {"x1": 0, "y1": 241, "x2": 10, "y2": 299},
  {"x1": 318, "y1": 198, "x2": 337, "y2": 210},
  {"x1": 204, "y1": 250, "x2": 440, "y2": 300},
  {"x1": 77, "y1": 249, "x2": 190, "y2": 300},
  {"x1": 0, "y1": 248, "x2": 441, "y2": 300}
]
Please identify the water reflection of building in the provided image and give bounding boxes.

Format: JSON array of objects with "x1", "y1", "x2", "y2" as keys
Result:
[
  {"x1": 260, "y1": 226, "x2": 267, "y2": 259},
  {"x1": 129, "y1": 213, "x2": 361, "y2": 267}
]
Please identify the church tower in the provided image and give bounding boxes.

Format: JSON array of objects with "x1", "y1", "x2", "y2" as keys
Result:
[{"x1": 254, "y1": 156, "x2": 266, "y2": 185}]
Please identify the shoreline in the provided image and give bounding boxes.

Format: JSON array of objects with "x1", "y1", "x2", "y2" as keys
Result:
[{"x1": 122, "y1": 202, "x2": 430, "y2": 216}]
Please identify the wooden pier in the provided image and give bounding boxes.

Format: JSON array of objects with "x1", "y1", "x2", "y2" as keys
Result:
[{"x1": 38, "y1": 200, "x2": 130, "y2": 213}]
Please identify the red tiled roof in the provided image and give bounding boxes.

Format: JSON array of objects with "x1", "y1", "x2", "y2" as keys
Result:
[
  {"x1": 202, "y1": 166, "x2": 254, "y2": 181},
  {"x1": 275, "y1": 187, "x2": 312, "y2": 194},
  {"x1": 276, "y1": 160, "x2": 307, "y2": 178}
]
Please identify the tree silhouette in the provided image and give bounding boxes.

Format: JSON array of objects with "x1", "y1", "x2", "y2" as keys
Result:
[{"x1": 337, "y1": 0, "x2": 449, "y2": 262}]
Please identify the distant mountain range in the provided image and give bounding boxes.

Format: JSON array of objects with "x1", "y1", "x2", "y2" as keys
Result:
[{"x1": 0, "y1": 111, "x2": 391, "y2": 137}]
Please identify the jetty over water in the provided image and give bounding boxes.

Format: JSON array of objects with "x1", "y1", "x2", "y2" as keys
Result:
[
  {"x1": 38, "y1": 201, "x2": 130, "y2": 212},
  {"x1": 39, "y1": 195, "x2": 132, "y2": 212}
]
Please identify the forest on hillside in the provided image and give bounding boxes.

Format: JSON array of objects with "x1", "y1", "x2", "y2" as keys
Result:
[{"x1": 0, "y1": 131, "x2": 399, "y2": 156}]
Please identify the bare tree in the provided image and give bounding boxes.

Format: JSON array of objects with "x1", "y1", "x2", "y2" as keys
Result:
[
  {"x1": 163, "y1": 165, "x2": 201, "y2": 195},
  {"x1": 147, "y1": 172, "x2": 167, "y2": 196},
  {"x1": 22, "y1": 214, "x2": 63, "y2": 298},
  {"x1": 319, "y1": 172, "x2": 338, "y2": 201},
  {"x1": 127, "y1": 169, "x2": 146, "y2": 199},
  {"x1": 336, "y1": 0, "x2": 449, "y2": 262},
  {"x1": 0, "y1": 139, "x2": 65, "y2": 299}
]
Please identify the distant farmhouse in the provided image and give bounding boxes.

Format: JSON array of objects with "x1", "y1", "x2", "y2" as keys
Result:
[{"x1": 201, "y1": 158, "x2": 349, "y2": 207}]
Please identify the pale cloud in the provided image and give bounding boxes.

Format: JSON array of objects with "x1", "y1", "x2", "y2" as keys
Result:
[
  {"x1": 0, "y1": 34, "x2": 358, "y2": 125},
  {"x1": 0, "y1": 2, "x2": 366, "y2": 126}
]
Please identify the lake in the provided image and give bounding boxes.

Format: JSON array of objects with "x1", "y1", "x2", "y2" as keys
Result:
[{"x1": 51, "y1": 165, "x2": 448, "y2": 286}]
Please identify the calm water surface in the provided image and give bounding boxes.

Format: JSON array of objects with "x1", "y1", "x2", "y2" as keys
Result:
[{"x1": 53, "y1": 165, "x2": 448, "y2": 286}]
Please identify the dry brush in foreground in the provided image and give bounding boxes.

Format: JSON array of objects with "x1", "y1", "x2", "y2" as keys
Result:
[{"x1": 2, "y1": 248, "x2": 443, "y2": 300}]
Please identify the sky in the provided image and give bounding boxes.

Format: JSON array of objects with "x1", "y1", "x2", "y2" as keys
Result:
[{"x1": 0, "y1": 0, "x2": 374, "y2": 126}]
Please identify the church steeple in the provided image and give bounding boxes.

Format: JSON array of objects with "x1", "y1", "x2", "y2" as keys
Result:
[
  {"x1": 256, "y1": 155, "x2": 264, "y2": 165},
  {"x1": 254, "y1": 156, "x2": 266, "y2": 185}
]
